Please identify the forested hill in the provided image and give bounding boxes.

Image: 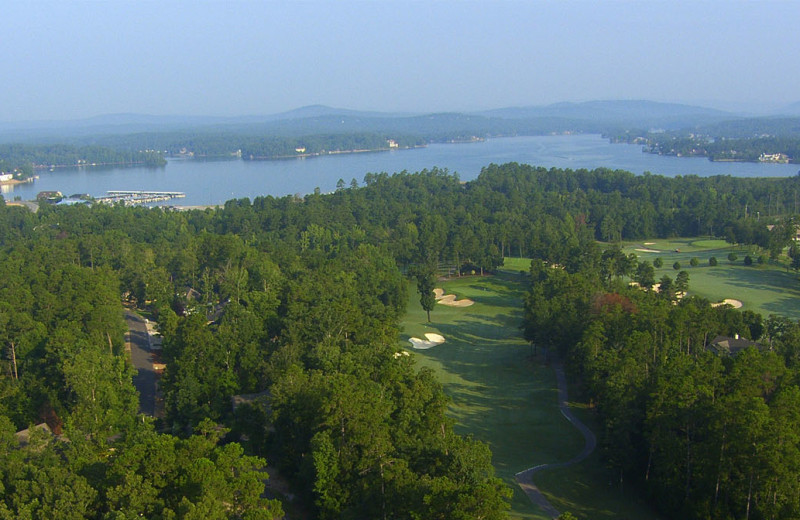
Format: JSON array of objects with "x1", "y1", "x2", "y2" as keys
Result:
[
  {"x1": 8, "y1": 100, "x2": 800, "y2": 170},
  {"x1": 0, "y1": 143, "x2": 166, "y2": 178},
  {"x1": 2, "y1": 163, "x2": 800, "y2": 518},
  {"x1": 0, "y1": 100, "x2": 738, "y2": 142}
]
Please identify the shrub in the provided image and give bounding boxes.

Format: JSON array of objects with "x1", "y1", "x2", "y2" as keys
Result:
[
  {"x1": 690, "y1": 257, "x2": 699, "y2": 267},
  {"x1": 744, "y1": 255, "x2": 753, "y2": 266},
  {"x1": 673, "y1": 261, "x2": 681, "y2": 270},
  {"x1": 709, "y1": 256, "x2": 718, "y2": 266},
  {"x1": 654, "y1": 257, "x2": 663, "y2": 268},
  {"x1": 728, "y1": 252, "x2": 738, "y2": 263}
]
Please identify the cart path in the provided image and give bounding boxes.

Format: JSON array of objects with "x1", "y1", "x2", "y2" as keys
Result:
[{"x1": 515, "y1": 364, "x2": 597, "y2": 518}]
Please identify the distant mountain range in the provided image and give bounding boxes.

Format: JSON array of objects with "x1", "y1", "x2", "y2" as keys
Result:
[
  {"x1": 1, "y1": 100, "x2": 799, "y2": 145},
  {"x1": 476, "y1": 100, "x2": 734, "y2": 125}
]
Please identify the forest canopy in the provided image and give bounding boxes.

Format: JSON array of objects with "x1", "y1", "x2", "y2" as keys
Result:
[{"x1": 2, "y1": 162, "x2": 800, "y2": 518}]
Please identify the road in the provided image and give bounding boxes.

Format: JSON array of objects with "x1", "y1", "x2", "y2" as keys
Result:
[
  {"x1": 515, "y1": 364, "x2": 597, "y2": 518},
  {"x1": 124, "y1": 309, "x2": 156, "y2": 416}
]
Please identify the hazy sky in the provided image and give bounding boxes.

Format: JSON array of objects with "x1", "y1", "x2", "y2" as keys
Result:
[{"x1": 2, "y1": 0, "x2": 798, "y2": 121}]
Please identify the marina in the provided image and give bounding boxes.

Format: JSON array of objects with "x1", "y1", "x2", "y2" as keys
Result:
[{"x1": 95, "y1": 190, "x2": 186, "y2": 205}]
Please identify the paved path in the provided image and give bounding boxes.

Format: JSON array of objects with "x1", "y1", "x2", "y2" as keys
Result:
[
  {"x1": 515, "y1": 364, "x2": 597, "y2": 518},
  {"x1": 124, "y1": 309, "x2": 156, "y2": 416}
]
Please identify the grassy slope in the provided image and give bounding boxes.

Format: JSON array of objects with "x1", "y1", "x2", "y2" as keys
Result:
[
  {"x1": 405, "y1": 244, "x2": 799, "y2": 518},
  {"x1": 619, "y1": 238, "x2": 800, "y2": 320},
  {"x1": 401, "y1": 267, "x2": 660, "y2": 519}
]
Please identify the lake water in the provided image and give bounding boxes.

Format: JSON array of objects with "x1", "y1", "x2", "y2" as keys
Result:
[{"x1": 4, "y1": 134, "x2": 799, "y2": 206}]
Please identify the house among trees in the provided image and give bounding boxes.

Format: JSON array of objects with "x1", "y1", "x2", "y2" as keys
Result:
[
  {"x1": 767, "y1": 223, "x2": 800, "y2": 241},
  {"x1": 707, "y1": 334, "x2": 762, "y2": 356},
  {"x1": 758, "y1": 152, "x2": 789, "y2": 163},
  {"x1": 36, "y1": 191, "x2": 63, "y2": 203}
]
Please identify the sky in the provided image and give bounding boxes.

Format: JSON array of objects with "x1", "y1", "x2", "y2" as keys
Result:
[{"x1": 2, "y1": 0, "x2": 799, "y2": 122}]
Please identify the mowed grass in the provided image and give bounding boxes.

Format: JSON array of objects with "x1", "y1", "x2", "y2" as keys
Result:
[
  {"x1": 533, "y1": 405, "x2": 660, "y2": 520},
  {"x1": 622, "y1": 237, "x2": 800, "y2": 320},
  {"x1": 401, "y1": 267, "x2": 660, "y2": 519}
]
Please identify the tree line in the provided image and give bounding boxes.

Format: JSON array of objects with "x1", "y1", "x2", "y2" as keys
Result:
[
  {"x1": 611, "y1": 132, "x2": 800, "y2": 164},
  {"x1": 70, "y1": 131, "x2": 426, "y2": 159},
  {"x1": 0, "y1": 143, "x2": 165, "y2": 177},
  {"x1": 522, "y1": 231, "x2": 800, "y2": 519}
]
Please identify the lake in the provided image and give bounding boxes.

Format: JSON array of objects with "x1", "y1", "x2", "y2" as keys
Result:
[{"x1": 4, "y1": 134, "x2": 799, "y2": 206}]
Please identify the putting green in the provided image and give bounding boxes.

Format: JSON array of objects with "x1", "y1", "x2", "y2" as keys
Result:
[
  {"x1": 689, "y1": 239, "x2": 729, "y2": 249},
  {"x1": 401, "y1": 268, "x2": 660, "y2": 519},
  {"x1": 622, "y1": 238, "x2": 800, "y2": 320}
]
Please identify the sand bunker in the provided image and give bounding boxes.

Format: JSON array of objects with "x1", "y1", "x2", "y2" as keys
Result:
[
  {"x1": 635, "y1": 248, "x2": 660, "y2": 253},
  {"x1": 434, "y1": 288, "x2": 475, "y2": 307},
  {"x1": 443, "y1": 299, "x2": 475, "y2": 307},
  {"x1": 712, "y1": 298, "x2": 743, "y2": 309},
  {"x1": 425, "y1": 333, "x2": 445, "y2": 343},
  {"x1": 409, "y1": 333, "x2": 446, "y2": 350},
  {"x1": 644, "y1": 242, "x2": 656, "y2": 245}
]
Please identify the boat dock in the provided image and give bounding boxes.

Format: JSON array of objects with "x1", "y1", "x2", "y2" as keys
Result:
[{"x1": 96, "y1": 190, "x2": 186, "y2": 205}]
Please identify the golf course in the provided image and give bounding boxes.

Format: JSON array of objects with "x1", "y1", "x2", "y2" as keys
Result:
[
  {"x1": 400, "y1": 261, "x2": 661, "y2": 519},
  {"x1": 620, "y1": 238, "x2": 800, "y2": 320},
  {"x1": 402, "y1": 241, "x2": 800, "y2": 518}
]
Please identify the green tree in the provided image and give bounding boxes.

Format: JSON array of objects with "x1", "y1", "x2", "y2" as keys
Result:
[
  {"x1": 658, "y1": 274, "x2": 675, "y2": 300},
  {"x1": 673, "y1": 261, "x2": 681, "y2": 270},
  {"x1": 415, "y1": 265, "x2": 437, "y2": 323},
  {"x1": 634, "y1": 260, "x2": 655, "y2": 289},
  {"x1": 675, "y1": 270, "x2": 690, "y2": 294},
  {"x1": 709, "y1": 256, "x2": 718, "y2": 266},
  {"x1": 690, "y1": 257, "x2": 699, "y2": 267},
  {"x1": 654, "y1": 257, "x2": 664, "y2": 268}
]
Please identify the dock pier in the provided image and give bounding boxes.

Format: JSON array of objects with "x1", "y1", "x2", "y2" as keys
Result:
[{"x1": 96, "y1": 190, "x2": 186, "y2": 205}]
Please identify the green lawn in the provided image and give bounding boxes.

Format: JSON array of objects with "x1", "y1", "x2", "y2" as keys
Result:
[
  {"x1": 533, "y1": 405, "x2": 660, "y2": 520},
  {"x1": 401, "y1": 268, "x2": 660, "y2": 519},
  {"x1": 401, "y1": 243, "x2": 800, "y2": 518},
  {"x1": 622, "y1": 237, "x2": 800, "y2": 320}
]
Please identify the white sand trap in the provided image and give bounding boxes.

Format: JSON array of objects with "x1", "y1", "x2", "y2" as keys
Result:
[
  {"x1": 409, "y1": 333, "x2": 446, "y2": 349},
  {"x1": 635, "y1": 248, "x2": 660, "y2": 253},
  {"x1": 644, "y1": 242, "x2": 656, "y2": 245},
  {"x1": 712, "y1": 298, "x2": 743, "y2": 309},
  {"x1": 444, "y1": 299, "x2": 474, "y2": 307},
  {"x1": 435, "y1": 292, "x2": 475, "y2": 307},
  {"x1": 434, "y1": 286, "x2": 476, "y2": 307}
]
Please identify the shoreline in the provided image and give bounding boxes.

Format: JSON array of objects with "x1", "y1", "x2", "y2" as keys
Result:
[
  {"x1": 643, "y1": 151, "x2": 796, "y2": 165},
  {"x1": 0, "y1": 177, "x2": 36, "y2": 186},
  {"x1": 248, "y1": 144, "x2": 427, "y2": 161},
  {"x1": 34, "y1": 160, "x2": 165, "y2": 170}
]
